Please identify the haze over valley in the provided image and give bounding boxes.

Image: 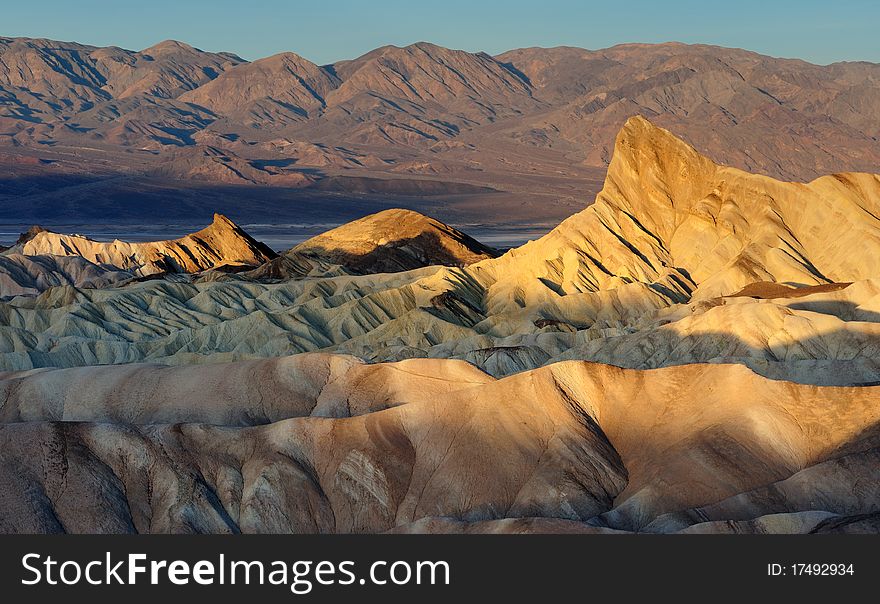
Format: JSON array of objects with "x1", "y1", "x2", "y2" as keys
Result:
[{"x1": 3, "y1": 36, "x2": 880, "y2": 247}]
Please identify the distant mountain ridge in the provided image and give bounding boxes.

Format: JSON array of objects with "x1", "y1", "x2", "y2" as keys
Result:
[
  {"x1": 2, "y1": 36, "x2": 880, "y2": 220},
  {"x1": 0, "y1": 38, "x2": 880, "y2": 230},
  {"x1": 496, "y1": 43, "x2": 880, "y2": 178}
]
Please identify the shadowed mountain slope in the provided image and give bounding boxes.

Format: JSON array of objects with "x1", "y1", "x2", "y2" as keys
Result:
[
  {"x1": 0, "y1": 36, "x2": 242, "y2": 114},
  {"x1": 1, "y1": 356, "x2": 878, "y2": 533},
  {"x1": 179, "y1": 51, "x2": 340, "y2": 127},
  {"x1": 6, "y1": 213, "x2": 276, "y2": 276},
  {"x1": 292, "y1": 208, "x2": 498, "y2": 273},
  {"x1": 497, "y1": 43, "x2": 880, "y2": 179},
  {"x1": 4, "y1": 37, "x2": 879, "y2": 213},
  {"x1": 0, "y1": 253, "x2": 133, "y2": 298}
]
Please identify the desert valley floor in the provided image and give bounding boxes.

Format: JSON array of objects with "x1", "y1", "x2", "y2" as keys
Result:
[{"x1": 0, "y1": 116, "x2": 879, "y2": 533}]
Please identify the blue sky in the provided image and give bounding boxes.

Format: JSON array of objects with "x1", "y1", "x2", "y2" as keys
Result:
[{"x1": 3, "y1": 0, "x2": 878, "y2": 65}]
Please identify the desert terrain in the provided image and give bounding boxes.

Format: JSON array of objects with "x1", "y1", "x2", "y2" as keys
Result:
[
  {"x1": 1, "y1": 37, "x2": 879, "y2": 534},
  {"x1": 3, "y1": 37, "x2": 880, "y2": 241},
  {"x1": 1, "y1": 114, "x2": 880, "y2": 533}
]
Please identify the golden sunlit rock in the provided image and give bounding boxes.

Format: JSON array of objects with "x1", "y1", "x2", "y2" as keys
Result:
[{"x1": 2, "y1": 117, "x2": 880, "y2": 534}]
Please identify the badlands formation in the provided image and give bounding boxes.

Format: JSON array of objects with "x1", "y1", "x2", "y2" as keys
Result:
[
  {"x1": 0, "y1": 213, "x2": 277, "y2": 298},
  {"x1": 14, "y1": 213, "x2": 276, "y2": 275},
  {"x1": 5, "y1": 37, "x2": 880, "y2": 232},
  {"x1": 1, "y1": 117, "x2": 880, "y2": 533},
  {"x1": 293, "y1": 208, "x2": 499, "y2": 273}
]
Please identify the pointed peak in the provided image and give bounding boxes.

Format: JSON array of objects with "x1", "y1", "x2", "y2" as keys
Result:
[
  {"x1": 408, "y1": 41, "x2": 444, "y2": 52},
  {"x1": 262, "y1": 51, "x2": 313, "y2": 64},
  {"x1": 142, "y1": 39, "x2": 196, "y2": 55},
  {"x1": 196, "y1": 214, "x2": 278, "y2": 261},
  {"x1": 607, "y1": 115, "x2": 716, "y2": 182},
  {"x1": 394, "y1": 42, "x2": 475, "y2": 59},
  {"x1": 211, "y1": 213, "x2": 237, "y2": 228},
  {"x1": 617, "y1": 115, "x2": 693, "y2": 150},
  {"x1": 621, "y1": 114, "x2": 656, "y2": 131},
  {"x1": 16, "y1": 225, "x2": 50, "y2": 246},
  {"x1": 200, "y1": 213, "x2": 245, "y2": 237}
]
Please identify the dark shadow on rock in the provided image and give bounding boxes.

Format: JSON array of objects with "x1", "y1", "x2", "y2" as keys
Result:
[
  {"x1": 297, "y1": 230, "x2": 498, "y2": 275},
  {"x1": 785, "y1": 299, "x2": 880, "y2": 323}
]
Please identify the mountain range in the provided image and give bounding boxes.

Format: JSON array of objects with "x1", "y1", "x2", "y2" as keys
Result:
[
  {"x1": 2, "y1": 34, "x2": 880, "y2": 535},
  {"x1": 2, "y1": 37, "x2": 880, "y2": 228}
]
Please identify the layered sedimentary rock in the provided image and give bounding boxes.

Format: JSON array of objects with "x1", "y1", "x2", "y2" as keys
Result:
[
  {"x1": 0, "y1": 253, "x2": 133, "y2": 298},
  {"x1": 2, "y1": 117, "x2": 880, "y2": 534},
  {"x1": 0, "y1": 353, "x2": 492, "y2": 424},
  {"x1": 292, "y1": 208, "x2": 498, "y2": 273},
  {"x1": 1, "y1": 356, "x2": 878, "y2": 533},
  {"x1": 3, "y1": 118, "x2": 880, "y2": 384},
  {"x1": 8, "y1": 213, "x2": 276, "y2": 276},
  {"x1": 468, "y1": 115, "x2": 880, "y2": 316}
]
